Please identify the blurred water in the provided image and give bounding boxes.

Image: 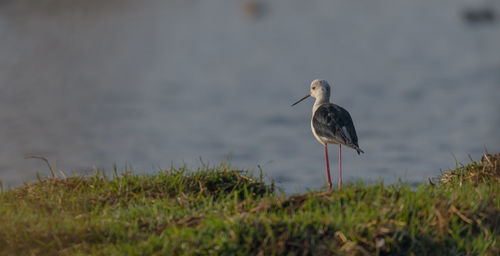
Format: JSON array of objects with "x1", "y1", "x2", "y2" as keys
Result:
[{"x1": 1, "y1": 0, "x2": 499, "y2": 193}]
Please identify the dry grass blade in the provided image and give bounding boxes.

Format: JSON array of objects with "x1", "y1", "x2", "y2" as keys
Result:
[
  {"x1": 25, "y1": 155, "x2": 56, "y2": 178},
  {"x1": 450, "y1": 205, "x2": 473, "y2": 224}
]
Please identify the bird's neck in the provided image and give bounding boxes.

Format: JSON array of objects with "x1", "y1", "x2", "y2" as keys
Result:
[{"x1": 312, "y1": 96, "x2": 330, "y2": 113}]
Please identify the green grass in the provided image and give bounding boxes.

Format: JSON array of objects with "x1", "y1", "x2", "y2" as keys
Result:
[{"x1": 1, "y1": 155, "x2": 499, "y2": 255}]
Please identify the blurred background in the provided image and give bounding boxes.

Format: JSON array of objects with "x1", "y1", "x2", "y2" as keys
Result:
[{"x1": 1, "y1": 0, "x2": 499, "y2": 193}]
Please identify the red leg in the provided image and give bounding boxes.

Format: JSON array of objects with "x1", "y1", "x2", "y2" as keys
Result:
[
  {"x1": 324, "y1": 143, "x2": 332, "y2": 190},
  {"x1": 338, "y1": 144, "x2": 342, "y2": 190}
]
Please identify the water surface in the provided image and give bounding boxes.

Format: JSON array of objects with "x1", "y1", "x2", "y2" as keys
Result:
[{"x1": 1, "y1": 0, "x2": 499, "y2": 193}]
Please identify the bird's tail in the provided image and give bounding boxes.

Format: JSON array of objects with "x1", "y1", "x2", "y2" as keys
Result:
[
  {"x1": 355, "y1": 147, "x2": 365, "y2": 155},
  {"x1": 346, "y1": 143, "x2": 364, "y2": 155}
]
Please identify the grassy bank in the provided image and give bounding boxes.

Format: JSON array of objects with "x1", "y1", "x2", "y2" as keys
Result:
[{"x1": 1, "y1": 155, "x2": 499, "y2": 255}]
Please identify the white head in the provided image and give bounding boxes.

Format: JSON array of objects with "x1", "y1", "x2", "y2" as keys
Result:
[
  {"x1": 309, "y1": 79, "x2": 330, "y2": 100},
  {"x1": 291, "y1": 79, "x2": 331, "y2": 106}
]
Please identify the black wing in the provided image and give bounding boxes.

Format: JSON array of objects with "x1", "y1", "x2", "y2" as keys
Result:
[{"x1": 312, "y1": 103, "x2": 364, "y2": 154}]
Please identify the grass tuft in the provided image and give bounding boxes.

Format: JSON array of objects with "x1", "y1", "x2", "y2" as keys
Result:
[{"x1": 440, "y1": 153, "x2": 500, "y2": 185}]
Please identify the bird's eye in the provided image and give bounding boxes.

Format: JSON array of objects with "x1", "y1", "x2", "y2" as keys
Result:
[{"x1": 312, "y1": 87, "x2": 316, "y2": 90}]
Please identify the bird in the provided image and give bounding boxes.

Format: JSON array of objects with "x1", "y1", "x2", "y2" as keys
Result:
[{"x1": 292, "y1": 79, "x2": 363, "y2": 190}]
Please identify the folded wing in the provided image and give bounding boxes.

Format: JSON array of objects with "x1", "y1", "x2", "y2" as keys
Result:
[{"x1": 312, "y1": 104, "x2": 364, "y2": 154}]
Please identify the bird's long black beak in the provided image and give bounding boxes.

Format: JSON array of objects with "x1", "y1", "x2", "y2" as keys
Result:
[{"x1": 291, "y1": 94, "x2": 310, "y2": 106}]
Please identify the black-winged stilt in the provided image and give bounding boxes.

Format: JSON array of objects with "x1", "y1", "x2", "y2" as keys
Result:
[{"x1": 292, "y1": 79, "x2": 364, "y2": 190}]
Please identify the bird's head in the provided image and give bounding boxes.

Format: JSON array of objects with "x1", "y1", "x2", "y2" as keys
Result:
[
  {"x1": 292, "y1": 79, "x2": 331, "y2": 106},
  {"x1": 309, "y1": 79, "x2": 330, "y2": 99}
]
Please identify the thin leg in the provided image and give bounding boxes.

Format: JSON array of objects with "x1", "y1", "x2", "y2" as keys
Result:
[
  {"x1": 324, "y1": 143, "x2": 332, "y2": 190},
  {"x1": 338, "y1": 144, "x2": 342, "y2": 190}
]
